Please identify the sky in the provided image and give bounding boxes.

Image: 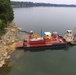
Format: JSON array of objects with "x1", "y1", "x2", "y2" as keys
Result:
[{"x1": 11, "y1": 0, "x2": 76, "y2": 4}]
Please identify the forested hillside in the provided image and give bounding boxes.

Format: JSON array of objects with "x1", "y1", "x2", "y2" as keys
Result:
[
  {"x1": 11, "y1": 1, "x2": 76, "y2": 8},
  {"x1": 0, "y1": 0, "x2": 14, "y2": 35}
]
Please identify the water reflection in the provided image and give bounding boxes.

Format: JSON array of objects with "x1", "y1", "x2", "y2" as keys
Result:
[
  {"x1": 3, "y1": 44, "x2": 75, "y2": 75},
  {"x1": 12, "y1": 45, "x2": 76, "y2": 75}
]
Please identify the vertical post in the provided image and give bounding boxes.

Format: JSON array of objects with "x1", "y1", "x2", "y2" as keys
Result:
[{"x1": 41, "y1": 27, "x2": 42, "y2": 37}]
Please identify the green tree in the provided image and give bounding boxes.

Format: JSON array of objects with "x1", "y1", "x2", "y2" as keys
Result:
[{"x1": 0, "y1": 0, "x2": 14, "y2": 35}]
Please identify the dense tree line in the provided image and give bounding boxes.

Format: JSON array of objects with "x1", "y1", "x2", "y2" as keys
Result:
[
  {"x1": 11, "y1": 1, "x2": 76, "y2": 8},
  {"x1": 0, "y1": 0, "x2": 14, "y2": 35}
]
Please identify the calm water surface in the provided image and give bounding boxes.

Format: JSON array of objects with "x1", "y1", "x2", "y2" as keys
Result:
[{"x1": 1, "y1": 7, "x2": 76, "y2": 75}]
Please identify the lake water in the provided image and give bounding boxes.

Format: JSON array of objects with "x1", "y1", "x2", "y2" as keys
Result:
[{"x1": 1, "y1": 7, "x2": 76, "y2": 75}]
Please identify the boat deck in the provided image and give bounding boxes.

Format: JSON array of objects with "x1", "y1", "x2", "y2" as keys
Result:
[
  {"x1": 24, "y1": 35, "x2": 65, "y2": 47},
  {"x1": 16, "y1": 41, "x2": 23, "y2": 48},
  {"x1": 16, "y1": 35, "x2": 66, "y2": 48}
]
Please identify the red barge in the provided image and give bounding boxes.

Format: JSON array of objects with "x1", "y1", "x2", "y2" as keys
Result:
[{"x1": 16, "y1": 31, "x2": 66, "y2": 49}]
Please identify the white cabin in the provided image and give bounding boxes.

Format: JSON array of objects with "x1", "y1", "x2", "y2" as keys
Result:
[
  {"x1": 42, "y1": 32, "x2": 51, "y2": 39},
  {"x1": 64, "y1": 29, "x2": 74, "y2": 42}
]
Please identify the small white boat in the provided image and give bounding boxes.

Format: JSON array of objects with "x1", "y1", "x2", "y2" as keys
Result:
[{"x1": 64, "y1": 29, "x2": 76, "y2": 44}]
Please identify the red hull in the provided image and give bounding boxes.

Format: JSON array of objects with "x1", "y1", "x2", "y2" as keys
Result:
[{"x1": 16, "y1": 35, "x2": 66, "y2": 48}]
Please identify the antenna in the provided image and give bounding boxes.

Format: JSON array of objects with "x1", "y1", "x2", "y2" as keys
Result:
[{"x1": 41, "y1": 27, "x2": 42, "y2": 37}]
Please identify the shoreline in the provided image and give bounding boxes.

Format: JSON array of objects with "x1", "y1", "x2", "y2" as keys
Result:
[{"x1": 0, "y1": 21, "x2": 21, "y2": 67}]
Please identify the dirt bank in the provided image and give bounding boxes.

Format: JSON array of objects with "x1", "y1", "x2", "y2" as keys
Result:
[{"x1": 0, "y1": 21, "x2": 21, "y2": 67}]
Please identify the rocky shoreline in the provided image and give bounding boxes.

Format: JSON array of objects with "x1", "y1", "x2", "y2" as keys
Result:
[{"x1": 0, "y1": 22, "x2": 21, "y2": 67}]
